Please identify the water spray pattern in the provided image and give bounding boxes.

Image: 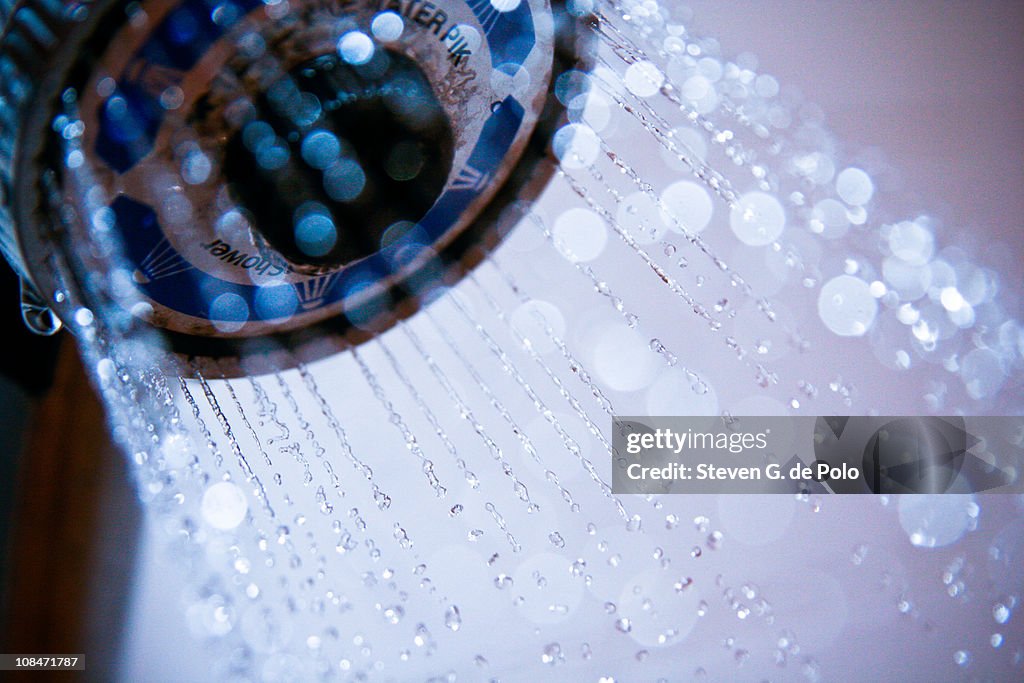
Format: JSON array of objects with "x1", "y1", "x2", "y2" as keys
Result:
[{"x1": 16, "y1": 0, "x2": 1024, "y2": 680}]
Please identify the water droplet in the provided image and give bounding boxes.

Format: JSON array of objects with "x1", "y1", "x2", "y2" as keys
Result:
[
  {"x1": 74, "y1": 307, "x2": 95, "y2": 327},
  {"x1": 818, "y1": 275, "x2": 877, "y2": 337},
  {"x1": 393, "y1": 524, "x2": 413, "y2": 549},
  {"x1": 541, "y1": 642, "x2": 562, "y2": 665},
  {"x1": 835, "y1": 167, "x2": 874, "y2": 206},
  {"x1": 730, "y1": 191, "x2": 785, "y2": 245},
  {"x1": 200, "y1": 481, "x2": 248, "y2": 531},
  {"x1": 444, "y1": 605, "x2": 462, "y2": 632},
  {"x1": 337, "y1": 30, "x2": 374, "y2": 65},
  {"x1": 624, "y1": 60, "x2": 664, "y2": 97},
  {"x1": 993, "y1": 602, "x2": 1011, "y2": 624},
  {"x1": 383, "y1": 605, "x2": 404, "y2": 624},
  {"x1": 371, "y1": 10, "x2": 404, "y2": 42}
]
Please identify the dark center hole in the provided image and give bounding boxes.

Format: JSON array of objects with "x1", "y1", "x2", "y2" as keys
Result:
[{"x1": 223, "y1": 49, "x2": 454, "y2": 270}]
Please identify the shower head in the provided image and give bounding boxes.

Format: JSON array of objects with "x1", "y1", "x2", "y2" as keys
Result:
[{"x1": 0, "y1": 0, "x2": 594, "y2": 365}]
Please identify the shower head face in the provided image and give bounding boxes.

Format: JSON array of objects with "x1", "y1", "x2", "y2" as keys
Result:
[{"x1": 6, "y1": 0, "x2": 587, "y2": 359}]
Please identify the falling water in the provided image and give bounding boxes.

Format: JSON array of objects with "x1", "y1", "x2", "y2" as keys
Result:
[{"x1": 8, "y1": 0, "x2": 1023, "y2": 680}]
